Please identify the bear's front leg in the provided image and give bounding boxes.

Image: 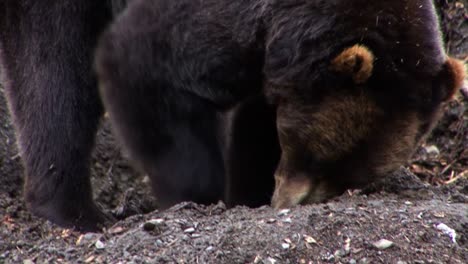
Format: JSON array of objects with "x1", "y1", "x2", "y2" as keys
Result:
[{"x1": 0, "y1": 0, "x2": 114, "y2": 231}]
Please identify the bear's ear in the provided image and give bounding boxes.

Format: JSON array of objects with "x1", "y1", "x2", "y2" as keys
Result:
[
  {"x1": 330, "y1": 44, "x2": 374, "y2": 84},
  {"x1": 438, "y1": 57, "x2": 466, "y2": 101}
]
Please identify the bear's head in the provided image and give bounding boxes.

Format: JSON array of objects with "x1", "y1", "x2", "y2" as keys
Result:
[{"x1": 270, "y1": 44, "x2": 465, "y2": 209}]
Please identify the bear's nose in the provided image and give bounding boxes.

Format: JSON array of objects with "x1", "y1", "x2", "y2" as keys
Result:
[{"x1": 271, "y1": 174, "x2": 311, "y2": 209}]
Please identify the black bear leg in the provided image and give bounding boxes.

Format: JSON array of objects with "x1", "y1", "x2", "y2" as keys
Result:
[
  {"x1": 98, "y1": 67, "x2": 226, "y2": 208},
  {"x1": 145, "y1": 109, "x2": 225, "y2": 208},
  {"x1": 0, "y1": 1, "x2": 112, "y2": 231},
  {"x1": 224, "y1": 96, "x2": 280, "y2": 207}
]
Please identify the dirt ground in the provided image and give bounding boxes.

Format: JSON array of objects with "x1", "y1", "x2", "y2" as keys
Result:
[{"x1": 0, "y1": 2, "x2": 467, "y2": 263}]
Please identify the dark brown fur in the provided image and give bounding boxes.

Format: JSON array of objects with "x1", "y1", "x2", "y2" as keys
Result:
[
  {"x1": 2, "y1": 0, "x2": 463, "y2": 231},
  {"x1": 96, "y1": 0, "x2": 465, "y2": 210}
]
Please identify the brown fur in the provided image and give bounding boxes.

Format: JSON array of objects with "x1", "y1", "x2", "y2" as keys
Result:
[
  {"x1": 271, "y1": 173, "x2": 311, "y2": 209},
  {"x1": 443, "y1": 57, "x2": 466, "y2": 100},
  {"x1": 330, "y1": 45, "x2": 374, "y2": 84},
  {"x1": 370, "y1": 113, "x2": 421, "y2": 176},
  {"x1": 272, "y1": 41, "x2": 465, "y2": 208},
  {"x1": 303, "y1": 93, "x2": 382, "y2": 161}
]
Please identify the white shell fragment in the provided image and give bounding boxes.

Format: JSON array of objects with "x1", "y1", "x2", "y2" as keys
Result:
[
  {"x1": 304, "y1": 235, "x2": 317, "y2": 244},
  {"x1": 372, "y1": 239, "x2": 394, "y2": 250},
  {"x1": 278, "y1": 209, "x2": 290, "y2": 216},
  {"x1": 436, "y1": 223, "x2": 457, "y2": 243},
  {"x1": 95, "y1": 240, "x2": 105, "y2": 249},
  {"x1": 184, "y1": 227, "x2": 196, "y2": 233}
]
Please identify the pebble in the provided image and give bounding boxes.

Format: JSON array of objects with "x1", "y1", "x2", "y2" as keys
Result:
[
  {"x1": 23, "y1": 260, "x2": 34, "y2": 264},
  {"x1": 278, "y1": 209, "x2": 290, "y2": 216},
  {"x1": 95, "y1": 240, "x2": 105, "y2": 250},
  {"x1": 253, "y1": 255, "x2": 262, "y2": 263},
  {"x1": 108, "y1": 226, "x2": 125, "y2": 234},
  {"x1": 143, "y1": 222, "x2": 157, "y2": 231},
  {"x1": 76, "y1": 233, "x2": 99, "y2": 246},
  {"x1": 334, "y1": 249, "x2": 347, "y2": 258},
  {"x1": 184, "y1": 227, "x2": 195, "y2": 233},
  {"x1": 85, "y1": 256, "x2": 95, "y2": 263},
  {"x1": 281, "y1": 243, "x2": 290, "y2": 249},
  {"x1": 143, "y1": 218, "x2": 165, "y2": 231},
  {"x1": 359, "y1": 258, "x2": 369, "y2": 264},
  {"x1": 424, "y1": 145, "x2": 440, "y2": 156},
  {"x1": 436, "y1": 223, "x2": 457, "y2": 243},
  {"x1": 206, "y1": 246, "x2": 214, "y2": 252},
  {"x1": 344, "y1": 237, "x2": 351, "y2": 253},
  {"x1": 372, "y1": 239, "x2": 394, "y2": 249},
  {"x1": 148, "y1": 218, "x2": 165, "y2": 225},
  {"x1": 304, "y1": 235, "x2": 317, "y2": 244},
  {"x1": 264, "y1": 257, "x2": 277, "y2": 264}
]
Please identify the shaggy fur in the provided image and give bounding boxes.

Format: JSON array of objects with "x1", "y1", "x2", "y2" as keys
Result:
[
  {"x1": 96, "y1": 0, "x2": 464, "y2": 210},
  {"x1": 0, "y1": 0, "x2": 124, "y2": 231},
  {"x1": 0, "y1": 0, "x2": 464, "y2": 230}
]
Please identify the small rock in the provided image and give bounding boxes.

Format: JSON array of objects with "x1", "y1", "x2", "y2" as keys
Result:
[
  {"x1": 108, "y1": 226, "x2": 125, "y2": 234},
  {"x1": 359, "y1": 258, "x2": 369, "y2": 264},
  {"x1": 253, "y1": 255, "x2": 262, "y2": 263},
  {"x1": 263, "y1": 257, "x2": 277, "y2": 264},
  {"x1": 404, "y1": 201, "x2": 413, "y2": 205},
  {"x1": 149, "y1": 218, "x2": 165, "y2": 225},
  {"x1": 191, "y1": 233, "x2": 201, "y2": 238},
  {"x1": 206, "y1": 246, "x2": 214, "y2": 252},
  {"x1": 281, "y1": 243, "x2": 290, "y2": 249},
  {"x1": 433, "y1": 212, "x2": 445, "y2": 218},
  {"x1": 95, "y1": 240, "x2": 105, "y2": 250},
  {"x1": 334, "y1": 249, "x2": 347, "y2": 258},
  {"x1": 436, "y1": 223, "x2": 457, "y2": 243},
  {"x1": 304, "y1": 235, "x2": 317, "y2": 244},
  {"x1": 349, "y1": 259, "x2": 357, "y2": 264},
  {"x1": 76, "y1": 233, "x2": 99, "y2": 246},
  {"x1": 143, "y1": 218, "x2": 165, "y2": 231},
  {"x1": 85, "y1": 256, "x2": 95, "y2": 263},
  {"x1": 282, "y1": 217, "x2": 292, "y2": 223},
  {"x1": 142, "y1": 175, "x2": 150, "y2": 183},
  {"x1": 372, "y1": 239, "x2": 394, "y2": 250},
  {"x1": 0, "y1": 251, "x2": 10, "y2": 258},
  {"x1": 23, "y1": 260, "x2": 34, "y2": 264},
  {"x1": 322, "y1": 253, "x2": 335, "y2": 261},
  {"x1": 344, "y1": 237, "x2": 351, "y2": 253},
  {"x1": 266, "y1": 218, "x2": 276, "y2": 223},
  {"x1": 424, "y1": 145, "x2": 439, "y2": 156},
  {"x1": 278, "y1": 209, "x2": 290, "y2": 216},
  {"x1": 184, "y1": 227, "x2": 195, "y2": 233},
  {"x1": 143, "y1": 222, "x2": 157, "y2": 231}
]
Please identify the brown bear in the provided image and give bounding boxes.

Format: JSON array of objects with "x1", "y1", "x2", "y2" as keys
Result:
[
  {"x1": 0, "y1": 0, "x2": 464, "y2": 232},
  {"x1": 96, "y1": 0, "x2": 465, "y2": 212}
]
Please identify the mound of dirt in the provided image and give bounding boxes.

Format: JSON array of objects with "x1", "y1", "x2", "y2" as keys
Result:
[{"x1": 1, "y1": 174, "x2": 467, "y2": 263}]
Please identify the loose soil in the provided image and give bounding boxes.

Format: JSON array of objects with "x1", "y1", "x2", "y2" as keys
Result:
[{"x1": 0, "y1": 2, "x2": 467, "y2": 263}]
